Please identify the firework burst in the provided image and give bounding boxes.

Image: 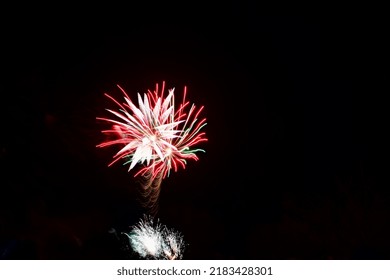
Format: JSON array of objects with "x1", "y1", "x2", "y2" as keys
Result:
[
  {"x1": 96, "y1": 81, "x2": 207, "y2": 214},
  {"x1": 123, "y1": 215, "x2": 185, "y2": 260}
]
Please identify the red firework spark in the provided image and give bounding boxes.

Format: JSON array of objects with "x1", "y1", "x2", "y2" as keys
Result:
[{"x1": 96, "y1": 81, "x2": 207, "y2": 212}]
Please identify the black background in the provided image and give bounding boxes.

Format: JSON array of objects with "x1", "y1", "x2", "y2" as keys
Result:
[{"x1": 0, "y1": 7, "x2": 388, "y2": 260}]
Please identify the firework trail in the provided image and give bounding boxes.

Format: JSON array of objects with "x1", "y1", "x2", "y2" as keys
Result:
[
  {"x1": 123, "y1": 215, "x2": 185, "y2": 260},
  {"x1": 96, "y1": 81, "x2": 207, "y2": 215}
]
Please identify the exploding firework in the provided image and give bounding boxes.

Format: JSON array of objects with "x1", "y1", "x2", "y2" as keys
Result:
[
  {"x1": 96, "y1": 81, "x2": 207, "y2": 215},
  {"x1": 123, "y1": 215, "x2": 185, "y2": 260}
]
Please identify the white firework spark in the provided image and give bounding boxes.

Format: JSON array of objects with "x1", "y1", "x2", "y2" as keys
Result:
[
  {"x1": 161, "y1": 228, "x2": 185, "y2": 260},
  {"x1": 123, "y1": 215, "x2": 185, "y2": 260}
]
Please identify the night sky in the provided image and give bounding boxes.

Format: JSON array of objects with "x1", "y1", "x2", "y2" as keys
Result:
[{"x1": 0, "y1": 10, "x2": 388, "y2": 260}]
